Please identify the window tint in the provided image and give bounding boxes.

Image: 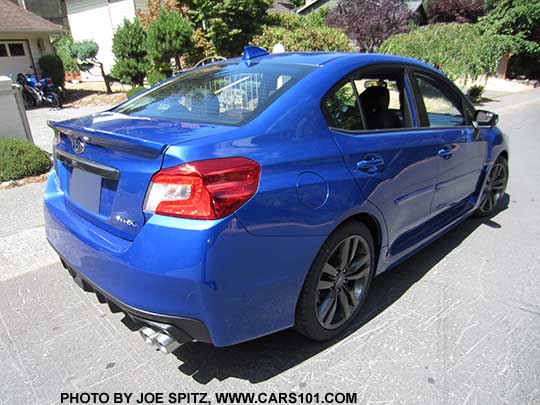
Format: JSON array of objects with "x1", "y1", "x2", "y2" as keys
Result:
[
  {"x1": 114, "y1": 62, "x2": 315, "y2": 126},
  {"x1": 8, "y1": 43, "x2": 25, "y2": 56},
  {"x1": 325, "y1": 81, "x2": 364, "y2": 131},
  {"x1": 415, "y1": 75, "x2": 464, "y2": 127},
  {"x1": 0, "y1": 44, "x2": 7, "y2": 57}
]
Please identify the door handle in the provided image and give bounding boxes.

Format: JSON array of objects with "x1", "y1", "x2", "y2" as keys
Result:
[
  {"x1": 437, "y1": 145, "x2": 456, "y2": 158},
  {"x1": 357, "y1": 157, "x2": 384, "y2": 173}
]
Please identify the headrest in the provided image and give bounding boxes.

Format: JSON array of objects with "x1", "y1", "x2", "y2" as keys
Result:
[{"x1": 360, "y1": 86, "x2": 390, "y2": 112}]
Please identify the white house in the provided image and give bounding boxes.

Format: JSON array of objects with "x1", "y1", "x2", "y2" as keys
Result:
[
  {"x1": 0, "y1": 0, "x2": 63, "y2": 78},
  {"x1": 65, "y1": 0, "x2": 147, "y2": 80}
]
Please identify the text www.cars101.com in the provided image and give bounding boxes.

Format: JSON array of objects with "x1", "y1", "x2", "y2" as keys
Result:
[{"x1": 60, "y1": 391, "x2": 358, "y2": 404}]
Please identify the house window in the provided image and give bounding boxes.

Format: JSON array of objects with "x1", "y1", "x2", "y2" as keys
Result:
[
  {"x1": 0, "y1": 44, "x2": 7, "y2": 57},
  {"x1": 8, "y1": 43, "x2": 25, "y2": 56}
]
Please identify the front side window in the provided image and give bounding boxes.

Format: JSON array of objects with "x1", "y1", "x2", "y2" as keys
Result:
[
  {"x1": 114, "y1": 62, "x2": 316, "y2": 126},
  {"x1": 415, "y1": 75, "x2": 464, "y2": 127}
]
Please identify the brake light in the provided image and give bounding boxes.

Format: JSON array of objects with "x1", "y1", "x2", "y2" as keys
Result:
[
  {"x1": 144, "y1": 157, "x2": 261, "y2": 220},
  {"x1": 47, "y1": 78, "x2": 52, "y2": 84}
]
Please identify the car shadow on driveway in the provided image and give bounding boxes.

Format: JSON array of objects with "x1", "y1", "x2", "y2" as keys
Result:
[{"x1": 171, "y1": 195, "x2": 510, "y2": 384}]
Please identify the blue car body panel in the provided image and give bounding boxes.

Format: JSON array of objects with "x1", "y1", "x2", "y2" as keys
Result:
[{"x1": 44, "y1": 52, "x2": 508, "y2": 346}]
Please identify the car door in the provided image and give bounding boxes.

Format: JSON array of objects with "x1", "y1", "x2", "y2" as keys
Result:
[
  {"x1": 325, "y1": 65, "x2": 441, "y2": 256},
  {"x1": 411, "y1": 71, "x2": 487, "y2": 214}
]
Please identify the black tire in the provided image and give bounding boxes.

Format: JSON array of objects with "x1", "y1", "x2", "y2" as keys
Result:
[
  {"x1": 47, "y1": 92, "x2": 62, "y2": 108},
  {"x1": 474, "y1": 155, "x2": 508, "y2": 217},
  {"x1": 22, "y1": 91, "x2": 35, "y2": 109},
  {"x1": 295, "y1": 220, "x2": 375, "y2": 341}
]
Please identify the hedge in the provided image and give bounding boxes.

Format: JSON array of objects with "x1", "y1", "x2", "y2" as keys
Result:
[{"x1": 0, "y1": 139, "x2": 51, "y2": 182}]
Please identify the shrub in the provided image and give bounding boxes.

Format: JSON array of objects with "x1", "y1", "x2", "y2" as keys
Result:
[
  {"x1": 38, "y1": 54, "x2": 65, "y2": 88},
  {"x1": 146, "y1": 9, "x2": 194, "y2": 75},
  {"x1": 147, "y1": 69, "x2": 167, "y2": 85},
  {"x1": 467, "y1": 85, "x2": 485, "y2": 103},
  {"x1": 381, "y1": 23, "x2": 511, "y2": 81},
  {"x1": 253, "y1": 10, "x2": 353, "y2": 52},
  {"x1": 111, "y1": 18, "x2": 149, "y2": 86},
  {"x1": 126, "y1": 86, "x2": 146, "y2": 98},
  {"x1": 326, "y1": 0, "x2": 410, "y2": 52},
  {"x1": 427, "y1": 0, "x2": 485, "y2": 24},
  {"x1": 0, "y1": 139, "x2": 51, "y2": 182},
  {"x1": 51, "y1": 34, "x2": 79, "y2": 73}
]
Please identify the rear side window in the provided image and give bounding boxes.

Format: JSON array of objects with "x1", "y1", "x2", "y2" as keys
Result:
[
  {"x1": 414, "y1": 75, "x2": 465, "y2": 127},
  {"x1": 324, "y1": 67, "x2": 412, "y2": 131},
  {"x1": 114, "y1": 62, "x2": 315, "y2": 126}
]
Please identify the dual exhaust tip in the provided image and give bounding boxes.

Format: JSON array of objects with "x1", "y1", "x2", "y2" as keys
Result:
[{"x1": 139, "y1": 326, "x2": 182, "y2": 354}]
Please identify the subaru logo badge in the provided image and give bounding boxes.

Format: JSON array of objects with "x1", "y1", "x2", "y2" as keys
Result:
[{"x1": 72, "y1": 138, "x2": 85, "y2": 154}]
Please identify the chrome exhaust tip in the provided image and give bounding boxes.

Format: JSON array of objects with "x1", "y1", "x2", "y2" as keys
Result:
[
  {"x1": 154, "y1": 332, "x2": 182, "y2": 354},
  {"x1": 139, "y1": 326, "x2": 159, "y2": 344},
  {"x1": 138, "y1": 326, "x2": 181, "y2": 354}
]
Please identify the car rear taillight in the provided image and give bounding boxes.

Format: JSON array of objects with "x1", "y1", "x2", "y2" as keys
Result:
[{"x1": 144, "y1": 157, "x2": 261, "y2": 220}]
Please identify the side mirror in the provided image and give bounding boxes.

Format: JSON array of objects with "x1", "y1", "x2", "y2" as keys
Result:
[{"x1": 474, "y1": 110, "x2": 498, "y2": 128}]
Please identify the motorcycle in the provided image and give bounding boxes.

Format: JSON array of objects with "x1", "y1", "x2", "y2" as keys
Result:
[{"x1": 16, "y1": 73, "x2": 62, "y2": 109}]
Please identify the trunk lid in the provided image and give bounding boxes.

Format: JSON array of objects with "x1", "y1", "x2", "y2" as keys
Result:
[{"x1": 50, "y1": 112, "x2": 233, "y2": 240}]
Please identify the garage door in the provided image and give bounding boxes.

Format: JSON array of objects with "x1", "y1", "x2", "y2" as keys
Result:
[{"x1": 0, "y1": 41, "x2": 34, "y2": 78}]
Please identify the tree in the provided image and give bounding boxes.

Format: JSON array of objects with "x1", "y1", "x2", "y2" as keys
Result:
[
  {"x1": 189, "y1": 0, "x2": 273, "y2": 57},
  {"x1": 254, "y1": 10, "x2": 353, "y2": 52},
  {"x1": 145, "y1": 9, "x2": 194, "y2": 76},
  {"x1": 71, "y1": 40, "x2": 112, "y2": 93},
  {"x1": 427, "y1": 0, "x2": 485, "y2": 24},
  {"x1": 380, "y1": 23, "x2": 512, "y2": 81},
  {"x1": 51, "y1": 34, "x2": 79, "y2": 73},
  {"x1": 136, "y1": 0, "x2": 187, "y2": 27},
  {"x1": 480, "y1": 0, "x2": 540, "y2": 57},
  {"x1": 111, "y1": 18, "x2": 150, "y2": 86},
  {"x1": 326, "y1": 0, "x2": 411, "y2": 52}
]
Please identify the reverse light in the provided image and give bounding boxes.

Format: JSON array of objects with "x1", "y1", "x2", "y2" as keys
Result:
[{"x1": 144, "y1": 157, "x2": 261, "y2": 220}]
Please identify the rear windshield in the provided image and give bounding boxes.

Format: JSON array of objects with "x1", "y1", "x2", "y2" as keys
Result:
[{"x1": 113, "y1": 61, "x2": 316, "y2": 126}]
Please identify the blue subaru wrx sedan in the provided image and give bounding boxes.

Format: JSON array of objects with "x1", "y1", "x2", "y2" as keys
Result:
[{"x1": 44, "y1": 47, "x2": 508, "y2": 352}]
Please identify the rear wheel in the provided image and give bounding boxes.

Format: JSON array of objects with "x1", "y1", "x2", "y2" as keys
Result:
[
  {"x1": 295, "y1": 221, "x2": 375, "y2": 341},
  {"x1": 22, "y1": 91, "x2": 35, "y2": 108},
  {"x1": 46, "y1": 92, "x2": 62, "y2": 108},
  {"x1": 474, "y1": 156, "x2": 508, "y2": 217}
]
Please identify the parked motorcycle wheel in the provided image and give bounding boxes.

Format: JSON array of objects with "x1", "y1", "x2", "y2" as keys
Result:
[
  {"x1": 46, "y1": 92, "x2": 62, "y2": 108},
  {"x1": 22, "y1": 91, "x2": 36, "y2": 109}
]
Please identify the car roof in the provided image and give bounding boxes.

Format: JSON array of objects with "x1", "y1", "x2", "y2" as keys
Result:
[{"x1": 242, "y1": 52, "x2": 441, "y2": 75}]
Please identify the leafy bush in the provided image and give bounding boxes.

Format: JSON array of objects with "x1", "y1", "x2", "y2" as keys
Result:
[
  {"x1": 147, "y1": 69, "x2": 167, "y2": 85},
  {"x1": 38, "y1": 54, "x2": 65, "y2": 88},
  {"x1": 466, "y1": 85, "x2": 485, "y2": 103},
  {"x1": 189, "y1": 0, "x2": 272, "y2": 57},
  {"x1": 326, "y1": 0, "x2": 410, "y2": 52},
  {"x1": 126, "y1": 86, "x2": 146, "y2": 98},
  {"x1": 381, "y1": 23, "x2": 511, "y2": 80},
  {"x1": 480, "y1": 0, "x2": 540, "y2": 57},
  {"x1": 146, "y1": 9, "x2": 194, "y2": 75},
  {"x1": 427, "y1": 0, "x2": 485, "y2": 24},
  {"x1": 0, "y1": 139, "x2": 51, "y2": 182},
  {"x1": 111, "y1": 18, "x2": 150, "y2": 86},
  {"x1": 72, "y1": 40, "x2": 112, "y2": 93},
  {"x1": 253, "y1": 10, "x2": 353, "y2": 52},
  {"x1": 51, "y1": 34, "x2": 79, "y2": 73}
]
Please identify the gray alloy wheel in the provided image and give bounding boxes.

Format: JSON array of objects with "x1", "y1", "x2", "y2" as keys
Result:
[
  {"x1": 316, "y1": 235, "x2": 371, "y2": 330},
  {"x1": 476, "y1": 157, "x2": 508, "y2": 217}
]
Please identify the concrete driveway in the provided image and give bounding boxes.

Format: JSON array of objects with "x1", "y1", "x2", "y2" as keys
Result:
[{"x1": 1, "y1": 90, "x2": 539, "y2": 404}]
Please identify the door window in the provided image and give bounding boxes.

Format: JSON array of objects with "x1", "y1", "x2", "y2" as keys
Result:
[
  {"x1": 7, "y1": 43, "x2": 25, "y2": 57},
  {"x1": 414, "y1": 75, "x2": 464, "y2": 127},
  {"x1": 325, "y1": 81, "x2": 364, "y2": 131}
]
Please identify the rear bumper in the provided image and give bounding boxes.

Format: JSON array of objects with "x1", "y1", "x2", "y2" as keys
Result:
[
  {"x1": 55, "y1": 249, "x2": 211, "y2": 343},
  {"x1": 44, "y1": 170, "x2": 325, "y2": 346}
]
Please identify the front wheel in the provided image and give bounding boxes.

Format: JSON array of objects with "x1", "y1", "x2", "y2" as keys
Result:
[
  {"x1": 295, "y1": 221, "x2": 375, "y2": 341},
  {"x1": 474, "y1": 156, "x2": 508, "y2": 217}
]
